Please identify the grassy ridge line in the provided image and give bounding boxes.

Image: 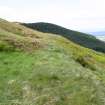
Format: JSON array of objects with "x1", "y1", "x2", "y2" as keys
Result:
[
  {"x1": 0, "y1": 19, "x2": 47, "y2": 51},
  {"x1": 0, "y1": 19, "x2": 43, "y2": 38},
  {"x1": 0, "y1": 27, "x2": 42, "y2": 51}
]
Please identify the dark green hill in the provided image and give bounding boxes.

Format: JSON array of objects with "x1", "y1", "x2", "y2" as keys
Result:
[{"x1": 22, "y1": 22, "x2": 105, "y2": 53}]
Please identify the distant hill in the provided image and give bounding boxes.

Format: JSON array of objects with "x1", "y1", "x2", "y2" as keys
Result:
[{"x1": 22, "y1": 22, "x2": 105, "y2": 53}]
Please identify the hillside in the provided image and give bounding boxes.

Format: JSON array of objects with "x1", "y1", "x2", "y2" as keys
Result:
[
  {"x1": 22, "y1": 22, "x2": 105, "y2": 53},
  {"x1": 1, "y1": 19, "x2": 105, "y2": 105}
]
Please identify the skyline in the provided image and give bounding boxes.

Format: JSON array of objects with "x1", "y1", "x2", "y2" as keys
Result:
[{"x1": 0, "y1": 0, "x2": 105, "y2": 32}]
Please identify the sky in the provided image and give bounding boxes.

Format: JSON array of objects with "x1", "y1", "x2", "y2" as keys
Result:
[{"x1": 0, "y1": 0, "x2": 105, "y2": 32}]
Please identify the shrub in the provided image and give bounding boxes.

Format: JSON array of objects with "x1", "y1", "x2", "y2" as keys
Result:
[{"x1": 76, "y1": 55, "x2": 97, "y2": 71}]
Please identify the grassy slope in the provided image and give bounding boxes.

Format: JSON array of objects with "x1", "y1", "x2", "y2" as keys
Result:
[
  {"x1": 22, "y1": 22, "x2": 105, "y2": 53},
  {"x1": 0, "y1": 19, "x2": 105, "y2": 105},
  {"x1": 0, "y1": 19, "x2": 44, "y2": 52}
]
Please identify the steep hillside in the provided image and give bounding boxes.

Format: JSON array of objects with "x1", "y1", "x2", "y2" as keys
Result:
[
  {"x1": 0, "y1": 19, "x2": 43, "y2": 51},
  {"x1": 22, "y1": 22, "x2": 105, "y2": 53},
  {"x1": 1, "y1": 19, "x2": 105, "y2": 105}
]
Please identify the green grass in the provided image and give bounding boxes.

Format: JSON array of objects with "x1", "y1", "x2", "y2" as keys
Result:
[
  {"x1": 0, "y1": 19, "x2": 105, "y2": 105},
  {"x1": 0, "y1": 44, "x2": 105, "y2": 105}
]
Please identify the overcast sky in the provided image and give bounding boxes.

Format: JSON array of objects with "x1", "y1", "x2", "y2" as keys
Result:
[{"x1": 0, "y1": 0, "x2": 105, "y2": 32}]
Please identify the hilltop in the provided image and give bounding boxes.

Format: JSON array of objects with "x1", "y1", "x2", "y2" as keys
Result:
[
  {"x1": 23, "y1": 22, "x2": 105, "y2": 53},
  {"x1": 0, "y1": 19, "x2": 43, "y2": 52},
  {"x1": 0, "y1": 19, "x2": 105, "y2": 105}
]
